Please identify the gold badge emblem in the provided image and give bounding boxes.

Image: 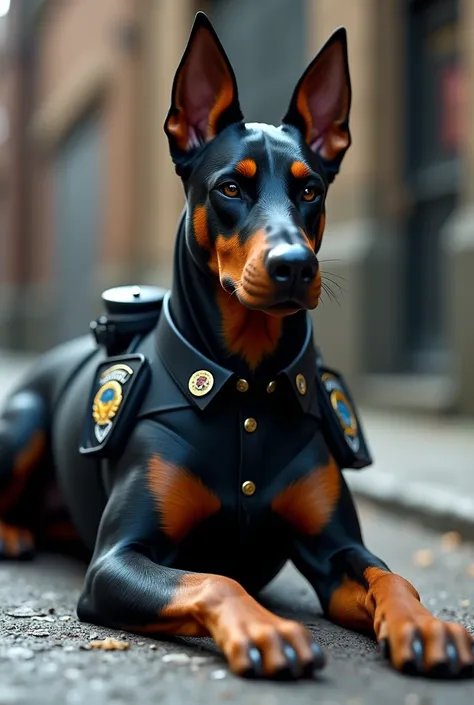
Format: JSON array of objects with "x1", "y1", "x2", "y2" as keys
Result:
[
  {"x1": 188, "y1": 370, "x2": 214, "y2": 397},
  {"x1": 92, "y1": 364, "x2": 133, "y2": 444}
]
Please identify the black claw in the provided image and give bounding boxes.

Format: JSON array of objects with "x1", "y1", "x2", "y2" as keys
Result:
[
  {"x1": 310, "y1": 642, "x2": 326, "y2": 671},
  {"x1": 446, "y1": 641, "x2": 460, "y2": 676},
  {"x1": 280, "y1": 641, "x2": 301, "y2": 679},
  {"x1": 429, "y1": 661, "x2": 452, "y2": 679},
  {"x1": 411, "y1": 637, "x2": 425, "y2": 671},
  {"x1": 379, "y1": 638, "x2": 390, "y2": 660},
  {"x1": 242, "y1": 646, "x2": 263, "y2": 679}
]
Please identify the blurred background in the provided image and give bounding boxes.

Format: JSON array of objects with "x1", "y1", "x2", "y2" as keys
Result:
[{"x1": 0, "y1": 0, "x2": 473, "y2": 418}]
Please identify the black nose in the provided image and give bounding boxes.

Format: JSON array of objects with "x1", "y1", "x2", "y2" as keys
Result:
[{"x1": 266, "y1": 244, "x2": 318, "y2": 286}]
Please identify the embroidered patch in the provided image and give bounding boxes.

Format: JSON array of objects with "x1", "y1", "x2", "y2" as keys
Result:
[
  {"x1": 80, "y1": 355, "x2": 150, "y2": 458},
  {"x1": 321, "y1": 372, "x2": 359, "y2": 453},
  {"x1": 92, "y1": 365, "x2": 133, "y2": 443}
]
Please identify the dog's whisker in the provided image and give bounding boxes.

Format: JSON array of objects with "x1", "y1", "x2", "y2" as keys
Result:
[
  {"x1": 321, "y1": 269, "x2": 347, "y2": 282},
  {"x1": 323, "y1": 281, "x2": 342, "y2": 308},
  {"x1": 321, "y1": 274, "x2": 347, "y2": 295}
]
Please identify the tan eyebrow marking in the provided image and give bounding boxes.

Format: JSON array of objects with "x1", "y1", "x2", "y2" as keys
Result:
[
  {"x1": 290, "y1": 161, "x2": 311, "y2": 179},
  {"x1": 235, "y1": 159, "x2": 257, "y2": 178}
]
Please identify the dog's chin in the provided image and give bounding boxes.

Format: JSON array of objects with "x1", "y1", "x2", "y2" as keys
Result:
[
  {"x1": 234, "y1": 292, "x2": 320, "y2": 317},
  {"x1": 220, "y1": 279, "x2": 320, "y2": 315}
]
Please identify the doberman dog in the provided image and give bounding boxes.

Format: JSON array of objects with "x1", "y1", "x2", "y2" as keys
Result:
[{"x1": 0, "y1": 12, "x2": 473, "y2": 681}]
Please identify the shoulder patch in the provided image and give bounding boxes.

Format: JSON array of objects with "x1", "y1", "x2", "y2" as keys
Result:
[
  {"x1": 316, "y1": 364, "x2": 373, "y2": 470},
  {"x1": 79, "y1": 354, "x2": 150, "y2": 458}
]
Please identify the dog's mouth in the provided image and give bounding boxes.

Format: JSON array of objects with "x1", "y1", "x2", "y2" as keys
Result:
[
  {"x1": 225, "y1": 282, "x2": 318, "y2": 316},
  {"x1": 265, "y1": 300, "x2": 303, "y2": 316}
]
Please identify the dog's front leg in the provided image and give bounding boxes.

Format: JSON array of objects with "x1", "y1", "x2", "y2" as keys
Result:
[
  {"x1": 78, "y1": 445, "x2": 324, "y2": 680},
  {"x1": 279, "y1": 456, "x2": 474, "y2": 678},
  {"x1": 79, "y1": 547, "x2": 324, "y2": 678}
]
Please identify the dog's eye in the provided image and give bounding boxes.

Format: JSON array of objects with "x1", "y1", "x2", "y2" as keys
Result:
[
  {"x1": 220, "y1": 183, "x2": 241, "y2": 199},
  {"x1": 301, "y1": 186, "x2": 320, "y2": 203}
]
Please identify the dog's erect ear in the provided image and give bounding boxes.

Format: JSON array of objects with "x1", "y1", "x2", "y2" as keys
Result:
[
  {"x1": 282, "y1": 28, "x2": 351, "y2": 182},
  {"x1": 164, "y1": 12, "x2": 243, "y2": 164}
]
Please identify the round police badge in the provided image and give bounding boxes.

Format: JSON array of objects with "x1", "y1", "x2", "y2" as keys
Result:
[
  {"x1": 188, "y1": 370, "x2": 214, "y2": 397},
  {"x1": 93, "y1": 380, "x2": 123, "y2": 443},
  {"x1": 295, "y1": 373, "x2": 307, "y2": 396}
]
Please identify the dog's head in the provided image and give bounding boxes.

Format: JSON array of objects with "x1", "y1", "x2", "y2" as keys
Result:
[{"x1": 165, "y1": 12, "x2": 351, "y2": 316}]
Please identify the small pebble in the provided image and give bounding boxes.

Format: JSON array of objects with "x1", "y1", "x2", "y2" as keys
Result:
[
  {"x1": 210, "y1": 669, "x2": 227, "y2": 680},
  {"x1": 6, "y1": 607, "x2": 38, "y2": 618},
  {"x1": 460, "y1": 599, "x2": 471, "y2": 608},
  {"x1": 63, "y1": 645, "x2": 75, "y2": 652},
  {"x1": 31, "y1": 616, "x2": 55, "y2": 622},
  {"x1": 90, "y1": 637, "x2": 130, "y2": 651},
  {"x1": 405, "y1": 695, "x2": 421, "y2": 705},
  {"x1": 28, "y1": 630, "x2": 50, "y2": 637},
  {"x1": 190, "y1": 656, "x2": 209, "y2": 665},
  {"x1": 5, "y1": 646, "x2": 35, "y2": 660},
  {"x1": 60, "y1": 616, "x2": 72, "y2": 622},
  {"x1": 64, "y1": 668, "x2": 81, "y2": 680},
  {"x1": 413, "y1": 549, "x2": 434, "y2": 568},
  {"x1": 441, "y1": 531, "x2": 462, "y2": 551},
  {"x1": 149, "y1": 644, "x2": 157, "y2": 651},
  {"x1": 162, "y1": 652, "x2": 191, "y2": 665}
]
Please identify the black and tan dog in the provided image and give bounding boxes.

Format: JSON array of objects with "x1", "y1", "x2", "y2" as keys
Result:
[{"x1": 0, "y1": 12, "x2": 472, "y2": 681}]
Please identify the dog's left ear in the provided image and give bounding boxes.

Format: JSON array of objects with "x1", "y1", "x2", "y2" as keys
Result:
[
  {"x1": 165, "y1": 12, "x2": 244, "y2": 168},
  {"x1": 282, "y1": 28, "x2": 351, "y2": 182}
]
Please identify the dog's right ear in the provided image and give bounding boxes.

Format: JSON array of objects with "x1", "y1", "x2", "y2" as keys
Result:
[{"x1": 164, "y1": 12, "x2": 244, "y2": 168}]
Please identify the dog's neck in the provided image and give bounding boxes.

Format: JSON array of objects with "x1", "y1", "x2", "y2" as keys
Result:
[{"x1": 169, "y1": 213, "x2": 309, "y2": 379}]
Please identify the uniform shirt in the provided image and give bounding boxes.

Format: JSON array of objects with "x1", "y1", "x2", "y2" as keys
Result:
[{"x1": 130, "y1": 293, "x2": 329, "y2": 592}]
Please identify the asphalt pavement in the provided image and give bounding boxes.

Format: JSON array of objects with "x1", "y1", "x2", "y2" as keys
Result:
[{"x1": 0, "y1": 499, "x2": 474, "y2": 705}]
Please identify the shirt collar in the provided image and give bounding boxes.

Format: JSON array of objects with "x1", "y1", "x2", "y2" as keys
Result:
[{"x1": 155, "y1": 292, "x2": 317, "y2": 412}]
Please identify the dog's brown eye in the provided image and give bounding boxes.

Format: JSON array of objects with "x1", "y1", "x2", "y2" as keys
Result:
[
  {"x1": 221, "y1": 183, "x2": 241, "y2": 198},
  {"x1": 302, "y1": 186, "x2": 318, "y2": 203}
]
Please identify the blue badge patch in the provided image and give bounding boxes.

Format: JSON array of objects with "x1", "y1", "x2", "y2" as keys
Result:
[{"x1": 321, "y1": 372, "x2": 360, "y2": 453}]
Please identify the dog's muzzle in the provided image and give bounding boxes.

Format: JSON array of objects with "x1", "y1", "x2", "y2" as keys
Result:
[{"x1": 265, "y1": 243, "x2": 318, "y2": 306}]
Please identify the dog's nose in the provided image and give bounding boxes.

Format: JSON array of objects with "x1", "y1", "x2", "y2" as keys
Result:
[{"x1": 266, "y1": 244, "x2": 318, "y2": 286}]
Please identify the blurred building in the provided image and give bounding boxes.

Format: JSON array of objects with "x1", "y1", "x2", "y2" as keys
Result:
[{"x1": 0, "y1": 0, "x2": 473, "y2": 416}]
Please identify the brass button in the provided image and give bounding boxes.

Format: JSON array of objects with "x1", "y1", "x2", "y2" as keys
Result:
[
  {"x1": 266, "y1": 381, "x2": 277, "y2": 394},
  {"x1": 242, "y1": 480, "x2": 256, "y2": 496},
  {"x1": 244, "y1": 417, "x2": 257, "y2": 433},
  {"x1": 296, "y1": 373, "x2": 307, "y2": 395},
  {"x1": 236, "y1": 379, "x2": 249, "y2": 393}
]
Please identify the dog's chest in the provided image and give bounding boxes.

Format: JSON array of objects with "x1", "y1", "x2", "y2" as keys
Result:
[{"x1": 143, "y1": 385, "x2": 327, "y2": 537}]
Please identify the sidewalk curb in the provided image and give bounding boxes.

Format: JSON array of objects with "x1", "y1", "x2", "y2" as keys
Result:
[{"x1": 348, "y1": 473, "x2": 474, "y2": 540}]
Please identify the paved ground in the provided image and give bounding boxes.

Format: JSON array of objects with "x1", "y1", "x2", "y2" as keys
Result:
[
  {"x1": 346, "y1": 409, "x2": 474, "y2": 536},
  {"x1": 0, "y1": 500, "x2": 473, "y2": 705}
]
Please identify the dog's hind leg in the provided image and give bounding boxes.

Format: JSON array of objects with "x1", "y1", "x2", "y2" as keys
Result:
[{"x1": 0, "y1": 390, "x2": 48, "y2": 559}]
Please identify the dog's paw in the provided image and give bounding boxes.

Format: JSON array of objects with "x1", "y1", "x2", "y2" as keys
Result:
[
  {"x1": 209, "y1": 594, "x2": 326, "y2": 679},
  {"x1": 379, "y1": 616, "x2": 474, "y2": 678},
  {"x1": 0, "y1": 521, "x2": 35, "y2": 560}
]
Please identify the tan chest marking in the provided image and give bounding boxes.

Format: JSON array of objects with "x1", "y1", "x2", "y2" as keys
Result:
[
  {"x1": 271, "y1": 458, "x2": 341, "y2": 535},
  {"x1": 148, "y1": 454, "x2": 221, "y2": 542}
]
